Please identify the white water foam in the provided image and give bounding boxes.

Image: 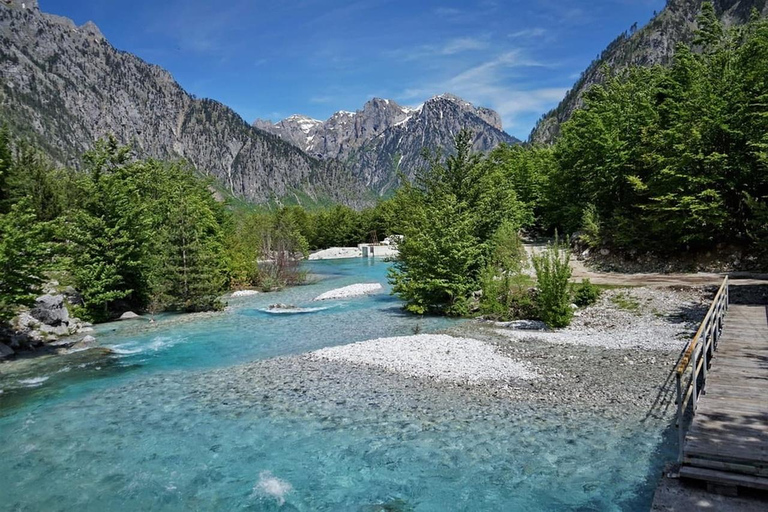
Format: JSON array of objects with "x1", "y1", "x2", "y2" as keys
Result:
[
  {"x1": 17, "y1": 376, "x2": 49, "y2": 387},
  {"x1": 260, "y1": 305, "x2": 336, "y2": 315},
  {"x1": 252, "y1": 470, "x2": 292, "y2": 505},
  {"x1": 111, "y1": 336, "x2": 182, "y2": 356}
]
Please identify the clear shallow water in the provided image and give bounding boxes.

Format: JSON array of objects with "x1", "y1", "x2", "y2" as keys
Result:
[{"x1": 0, "y1": 258, "x2": 673, "y2": 511}]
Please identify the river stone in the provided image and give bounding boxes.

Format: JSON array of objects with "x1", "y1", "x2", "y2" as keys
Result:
[
  {"x1": 231, "y1": 290, "x2": 259, "y2": 297},
  {"x1": 14, "y1": 312, "x2": 40, "y2": 330},
  {"x1": 71, "y1": 335, "x2": 97, "y2": 351},
  {"x1": 0, "y1": 342, "x2": 14, "y2": 359},
  {"x1": 30, "y1": 294, "x2": 69, "y2": 326},
  {"x1": 119, "y1": 311, "x2": 141, "y2": 320}
]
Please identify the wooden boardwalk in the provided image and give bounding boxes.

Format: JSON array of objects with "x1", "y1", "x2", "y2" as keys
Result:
[{"x1": 679, "y1": 304, "x2": 768, "y2": 491}]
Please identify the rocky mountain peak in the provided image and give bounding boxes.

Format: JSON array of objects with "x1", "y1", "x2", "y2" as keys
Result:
[
  {"x1": 3, "y1": 0, "x2": 38, "y2": 10},
  {"x1": 253, "y1": 94, "x2": 518, "y2": 195},
  {"x1": 79, "y1": 20, "x2": 104, "y2": 40},
  {"x1": 0, "y1": 0, "x2": 366, "y2": 206}
]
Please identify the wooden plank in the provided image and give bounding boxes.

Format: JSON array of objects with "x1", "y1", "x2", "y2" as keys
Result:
[
  {"x1": 698, "y1": 399, "x2": 768, "y2": 413},
  {"x1": 687, "y1": 428, "x2": 768, "y2": 448},
  {"x1": 684, "y1": 456, "x2": 768, "y2": 477},
  {"x1": 684, "y1": 439, "x2": 768, "y2": 465},
  {"x1": 701, "y1": 388, "x2": 768, "y2": 401},
  {"x1": 679, "y1": 466, "x2": 768, "y2": 491}
]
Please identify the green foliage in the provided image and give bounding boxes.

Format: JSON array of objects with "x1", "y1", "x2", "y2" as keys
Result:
[
  {"x1": 532, "y1": 236, "x2": 573, "y2": 328},
  {"x1": 390, "y1": 193, "x2": 482, "y2": 316},
  {"x1": 579, "y1": 204, "x2": 601, "y2": 249},
  {"x1": 389, "y1": 130, "x2": 528, "y2": 316},
  {"x1": 0, "y1": 200, "x2": 53, "y2": 322},
  {"x1": 479, "y1": 222, "x2": 531, "y2": 320},
  {"x1": 573, "y1": 278, "x2": 601, "y2": 307},
  {"x1": 56, "y1": 138, "x2": 229, "y2": 320},
  {"x1": 611, "y1": 291, "x2": 641, "y2": 313},
  {"x1": 546, "y1": 7, "x2": 768, "y2": 257}
]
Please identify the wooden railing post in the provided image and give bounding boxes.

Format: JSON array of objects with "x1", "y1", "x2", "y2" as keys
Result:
[
  {"x1": 676, "y1": 372, "x2": 684, "y2": 462},
  {"x1": 692, "y1": 343, "x2": 699, "y2": 413},
  {"x1": 675, "y1": 276, "x2": 729, "y2": 466}
]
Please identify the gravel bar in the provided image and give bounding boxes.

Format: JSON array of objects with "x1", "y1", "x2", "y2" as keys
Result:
[
  {"x1": 313, "y1": 283, "x2": 383, "y2": 301},
  {"x1": 309, "y1": 334, "x2": 539, "y2": 383}
]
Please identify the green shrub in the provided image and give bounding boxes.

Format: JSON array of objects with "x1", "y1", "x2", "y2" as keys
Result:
[
  {"x1": 580, "y1": 204, "x2": 601, "y2": 249},
  {"x1": 573, "y1": 278, "x2": 601, "y2": 307},
  {"x1": 532, "y1": 235, "x2": 573, "y2": 328}
]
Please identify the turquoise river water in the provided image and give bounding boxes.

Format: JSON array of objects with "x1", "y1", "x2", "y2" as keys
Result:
[{"x1": 0, "y1": 258, "x2": 674, "y2": 511}]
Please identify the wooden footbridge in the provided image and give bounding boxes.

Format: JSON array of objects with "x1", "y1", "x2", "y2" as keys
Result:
[{"x1": 674, "y1": 276, "x2": 768, "y2": 493}]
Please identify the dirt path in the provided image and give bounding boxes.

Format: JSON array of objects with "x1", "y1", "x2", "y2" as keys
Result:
[{"x1": 523, "y1": 244, "x2": 768, "y2": 287}]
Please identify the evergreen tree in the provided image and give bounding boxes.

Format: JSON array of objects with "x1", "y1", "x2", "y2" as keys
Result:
[{"x1": 0, "y1": 200, "x2": 53, "y2": 322}]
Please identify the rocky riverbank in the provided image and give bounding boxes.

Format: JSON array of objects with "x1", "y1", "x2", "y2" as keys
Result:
[
  {"x1": 0, "y1": 291, "x2": 95, "y2": 360},
  {"x1": 185, "y1": 285, "x2": 711, "y2": 422}
]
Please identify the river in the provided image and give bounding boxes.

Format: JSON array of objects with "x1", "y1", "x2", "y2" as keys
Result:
[{"x1": 0, "y1": 258, "x2": 673, "y2": 511}]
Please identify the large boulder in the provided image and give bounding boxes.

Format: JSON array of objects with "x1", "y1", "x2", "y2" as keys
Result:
[
  {"x1": 30, "y1": 294, "x2": 70, "y2": 326},
  {"x1": 119, "y1": 311, "x2": 141, "y2": 320}
]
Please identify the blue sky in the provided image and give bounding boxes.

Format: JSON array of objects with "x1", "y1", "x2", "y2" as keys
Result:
[{"x1": 41, "y1": 0, "x2": 664, "y2": 139}]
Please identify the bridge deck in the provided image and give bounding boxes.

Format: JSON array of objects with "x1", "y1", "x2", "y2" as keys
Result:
[{"x1": 680, "y1": 305, "x2": 768, "y2": 490}]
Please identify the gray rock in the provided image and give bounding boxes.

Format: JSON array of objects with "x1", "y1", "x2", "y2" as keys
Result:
[
  {"x1": 501, "y1": 320, "x2": 549, "y2": 331},
  {"x1": 30, "y1": 294, "x2": 70, "y2": 326},
  {"x1": 70, "y1": 335, "x2": 97, "y2": 351},
  {"x1": 14, "y1": 312, "x2": 40, "y2": 331},
  {"x1": 119, "y1": 311, "x2": 141, "y2": 320},
  {"x1": 62, "y1": 286, "x2": 84, "y2": 306},
  {"x1": 0, "y1": 342, "x2": 14, "y2": 359}
]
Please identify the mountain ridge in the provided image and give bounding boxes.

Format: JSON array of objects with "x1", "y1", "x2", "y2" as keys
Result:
[
  {"x1": 529, "y1": 0, "x2": 768, "y2": 144},
  {"x1": 0, "y1": 0, "x2": 366, "y2": 206},
  {"x1": 255, "y1": 94, "x2": 519, "y2": 195}
]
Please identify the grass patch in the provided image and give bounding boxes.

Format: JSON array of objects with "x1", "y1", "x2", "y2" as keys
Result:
[{"x1": 611, "y1": 292, "x2": 641, "y2": 312}]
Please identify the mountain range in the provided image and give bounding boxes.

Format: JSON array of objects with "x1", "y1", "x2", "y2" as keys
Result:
[
  {"x1": 529, "y1": 0, "x2": 768, "y2": 144},
  {"x1": 1, "y1": 0, "x2": 764, "y2": 205},
  {"x1": 255, "y1": 94, "x2": 518, "y2": 195},
  {"x1": 0, "y1": 0, "x2": 515, "y2": 206}
]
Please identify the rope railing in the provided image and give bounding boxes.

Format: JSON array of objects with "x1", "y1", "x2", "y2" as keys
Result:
[{"x1": 675, "y1": 276, "x2": 729, "y2": 462}]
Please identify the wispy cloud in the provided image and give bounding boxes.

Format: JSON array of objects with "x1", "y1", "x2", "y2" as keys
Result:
[
  {"x1": 399, "y1": 50, "x2": 564, "y2": 133},
  {"x1": 509, "y1": 28, "x2": 548, "y2": 39},
  {"x1": 387, "y1": 37, "x2": 488, "y2": 61}
]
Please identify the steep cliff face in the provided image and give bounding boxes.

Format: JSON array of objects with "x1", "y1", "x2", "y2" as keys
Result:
[
  {"x1": 529, "y1": 0, "x2": 768, "y2": 144},
  {"x1": 0, "y1": 0, "x2": 363, "y2": 205},
  {"x1": 256, "y1": 94, "x2": 519, "y2": 195}
]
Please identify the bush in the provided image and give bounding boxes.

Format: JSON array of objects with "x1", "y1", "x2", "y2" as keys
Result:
[
  {"x1": 579, "y1": 204, "x2": 601, "y2": 249},
  {"x1": 479, "y1": 223, "x2": 533, "y2": 320},
  {"x1": 532, "y1": 235, "x2": 573, "y2": 328},
  {"x1": 573, "y1": 278, "x2": 601, "y2": 307}
]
